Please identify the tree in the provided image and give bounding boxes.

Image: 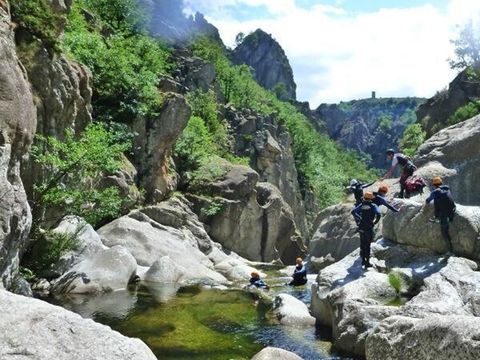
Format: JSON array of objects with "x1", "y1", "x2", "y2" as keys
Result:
[
  {"x1": 449, "y1": 20, "x2": 480, "y2": 70},
  {"x1": 399, "y1": 123, "x2": 426, "y2": 157},
  {"x1": 235, "y1": 32, "x2": 245, "y2": 46},
  {"x1": 31, "y1": 123, "x2": 131, "y2": 226}
]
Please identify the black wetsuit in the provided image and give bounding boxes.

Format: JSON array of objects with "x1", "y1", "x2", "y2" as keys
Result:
[
  {"x1": 289, "y1": 264, "x2": 307, "y2": 286},
  {"x1": 352, "y1": 201, "x2": 381, "y2": 267},
  {"x1": 426, "y1": 185, "x2": 456, "y2": 252}
]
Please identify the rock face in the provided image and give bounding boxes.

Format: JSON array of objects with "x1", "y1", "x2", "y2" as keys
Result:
[
  {"x1": 98, "y1": 196, "x2": 257, "y2": 284},
  {"x1": 251, "y1": 347, "x2": 303, "y2": 360},
  {"x1": 195, "y1": 162, "x2": 305, "y2": 264},
  {"x1": 225, "y1": 105, "x2": 309, "y2": 236},
  {"x1": 366, "y1": 315, "x2": 480, "y2": 360},
  {"x1": 311, "y1": 237, "x2": 480, "y2": 358},
  {"x1": 414, "y1": 115, "x2": 480, "y2": 205},
  {"x1": 416, "y1": 66, "x2": 480, "y2": 137},
  {"x1": 0, "y1": 289, "x2": 156, "y2": 360},
  {"x1": 233, "y1": 29, "x2": 296, "y2": 101},
  {"x1": 313, "y1": 97, "x2": 424, "y2": 168},
  {"x1": 309, "y1": 203, "x2": 361, "y2": 262},
  {"x1": 271, "y1": 294, "x2": 316, "y2": 326},
  {"x1": 383, "y1": 199, "x2": 480, "y2": 259},
  {"x1": 132, "y1": 93, "x2": 191, "y2": 202},
  {"x1": 0, "y1": 2, "x2": 37, "y2": 288}
]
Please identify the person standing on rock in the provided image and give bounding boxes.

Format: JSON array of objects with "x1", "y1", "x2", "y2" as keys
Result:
[
  {"x1": 373, "y1": 185, "x2": 399, "y2": 212},
  {"x1": 352, "y1": 192, "x2": 381, "y2": 269},
  {"x1": 249, "y1": 272, "x2": 269, "y2": 290},
  {"x1": 383, "y1": 149, "x2": 417, "y2": 198},
  {"x1": 288, "y1": 258, "x2": 308, "y2": 286},
  {"x1": 347, "y1": 179, "x2": 376, "y2": 206},
  {"x1": 425, "y1": 177, "x2": 456, "y2": 253}
]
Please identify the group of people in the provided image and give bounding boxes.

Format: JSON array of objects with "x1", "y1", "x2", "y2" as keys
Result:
[
  {"x1": 248, "y1": 257, "x2": 307, "y2": 290},
  {"x1": 349, "y1": 149, "x2": 457, "y2": 269}
]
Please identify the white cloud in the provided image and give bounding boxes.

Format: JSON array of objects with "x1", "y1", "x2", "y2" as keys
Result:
[{"x1": 190, "y1": 0, "x2": 480, "y2": 106}]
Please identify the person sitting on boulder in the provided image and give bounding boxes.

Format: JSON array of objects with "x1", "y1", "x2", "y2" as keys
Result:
[
  {"x1": 249, "y1": 272, "x2": 269, "y2": 290},
  {"x1": 425, "y1": 177, "x2": 456, "y2": 253},
  {"x1": 347, "y1": 179, "x2": 376, "y2": 206},
  {"x1": 352, "y1": 192, "x2": 381, "y2": 269},
  {"x1": 383, "y1": 149, "x2": 417, "y2": 198},
  {"x1": 289, "y1": 258, "x2": 308, "y2": 286},
  {"x1": 373, "y1": 184, "x2": 399, "y2": 212}
]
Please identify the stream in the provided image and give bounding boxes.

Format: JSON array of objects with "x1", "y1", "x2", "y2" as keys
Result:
[{"x1": 44, "y1": 268, "x2": 357, "y2": 360}]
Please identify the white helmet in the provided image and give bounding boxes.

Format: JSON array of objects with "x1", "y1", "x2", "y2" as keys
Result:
[{"x1": 350, "y1": 179, "x2": 359, "y2": 187}]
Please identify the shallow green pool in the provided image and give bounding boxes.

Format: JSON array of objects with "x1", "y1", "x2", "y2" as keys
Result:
[{"x1": 48, "y1": 274, "x2": 355, "y2": 360}]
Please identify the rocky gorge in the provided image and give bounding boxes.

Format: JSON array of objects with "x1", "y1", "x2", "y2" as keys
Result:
[{"x1": 1, "y1": 0, "x2": 480, "y2": 359}]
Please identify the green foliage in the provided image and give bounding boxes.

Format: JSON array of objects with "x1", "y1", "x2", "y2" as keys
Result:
[
  {"x1": 378, "y1": 114, "x2": 393, "y2": 131},
  {"x1": 190, "y1": 156, "x2": 229, "y2": 190},
  {"x1": 63, "y1": 0, "x2": 172, "y2": 122},
  {"x1": 192, "y1": 37, "x2": 375, "y2": 208},
  {"x1": 200, "y1": 199, "x2": 225, "y2": 218},
  {"x1": 19, "y1": 267, "x2": 36, "y2": 282},
  {"x1": 31, "y1": 123, "x2": 131, "y2": 226},
  {"x1": 11, "y1": 0, "x2": 65, "y2": 51},
  {"x1": 24, "y1": 230, "x2": 80, "y2": 274},
  {"x1": 174, "y1": 116, "x2": 213, "y2": 172},
  {"x1": 388, "y1": 271, "x2": 404, "y2": 296},
  {"x1": 273, "y1": 82, "x2": 288, "y2": 99},
  {"x1": 399, "y1": 123, "x2": 426, "y2": 158},
  {"x1": 447, "y1": 100, "x2": 480, "y2": 126}
]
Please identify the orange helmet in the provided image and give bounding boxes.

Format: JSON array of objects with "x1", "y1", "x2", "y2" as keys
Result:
[
  {"x1": 364, "y1": 192, "x2": 375, "y2": 200},
  {"x1": 378, "y1": 184, "x2": 389, "y2": 194},
  {"x1": 251, "y1": 271, "x2": 260, "y2": 278},
  {"x1": 432, "y1": 177, "x2": 443, "y2": 186}
]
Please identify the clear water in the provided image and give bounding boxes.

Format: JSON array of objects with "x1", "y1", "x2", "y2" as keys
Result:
[{"x1": 46, "y1": 269, "x2": 357, "y2": 360}]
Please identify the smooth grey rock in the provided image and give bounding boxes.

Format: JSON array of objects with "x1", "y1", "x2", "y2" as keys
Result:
[
  {"x1": 144, "y1": 256, "x2": 186, "y2": 283},
  {"x1": 251, "y1": 347, "x2": 303, "y2": 360},
  {"x1": 51, "y1": 246, "x2": 137, "y2": 294},
  {"x1": 366, "y1": 315, "x2": 480, "y2": 360},
  {"x1": 0, "y1": 2, "x2": 36, "y2": 288},
  {"x1": 0, "y1": 289, "x2": 156, "y2": 360},
  {"x1": 271, "y1": 294, "x2": 315, "y2": 326}
]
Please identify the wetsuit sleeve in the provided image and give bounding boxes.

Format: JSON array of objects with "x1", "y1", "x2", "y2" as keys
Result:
[
  {"x1": 373, "y1": 204, "x2": 381, "y2": 224},
  {"x1": 425, "y1": 190, "x2": 436, "y2": 204},
  {"x1": 381, "y1": 197, "x2": 399, "y2": 212},
  {"x1": 351, "y1": 204, "x2": 362, "y2": 224}
]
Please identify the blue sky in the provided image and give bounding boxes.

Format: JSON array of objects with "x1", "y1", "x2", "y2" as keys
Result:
[{"x1": 184, "y1": 0, "x2": 480, "y2": 106}]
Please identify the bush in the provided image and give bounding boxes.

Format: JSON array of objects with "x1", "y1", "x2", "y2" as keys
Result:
[
  {"x1": 31, "y1": 123, "x2": 131, "y2": 226},
  {"x1": 399, "y1": 123, "x2": 426, "y2": 158},
  {"x1": 447, "y1": 101, "x2": 480, "y2": 126},
  {"x1": 11, "y1": 0, "x2": 65, "y2": 51},
  {"x1": 63, "y1": 1, "x2": 172, "y2": 122},
  {"x1": 388, "y1": 271, "x2": 404, "y2": 296}
]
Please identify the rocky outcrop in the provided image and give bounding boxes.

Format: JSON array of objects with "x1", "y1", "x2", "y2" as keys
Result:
[
  {"x1": 146, "y1": 0, "x2": 221, "y2": 44},
  {"x1": 414, "y1": 115, "x2": 480, "y2": 205},
  {"x1": 0, "y1": 289, "x2": 156, "y2": 360},
  {"x1": 98, "y1": 196, "x2": 258, "y2": 284},
  {"x1": 366, "y1": 315, "x2": 480, "y2": 360},
  {"x1": 311, "y1": 237, "x2": 480, "y2": 358},
  {"x1": 225, "y1": 105, "x2": 309, "y2": 236},
  {"x1": 193, "y1": 161, "x2": 305, "y2": 264},
  {"x1": 383, "y1": 199, "x2": 480, "y2": 258},
  {"x1": 416, "y1": 66, "x2": 480, "y2": 137},
  {"x1": 132, "y1": 93, "x2": 191, "y2": 202},
  {"x1": 271, "y1": 294, "x2": 315, "y2": 326},
  {"x1": 0, "y1": 2, "x2": 37, "y2": 288},
  {"x1": 251, "y1": 347, "x2": 303, "y2": 360},
  {"x1": 233, "y1": 29, "x2": 296, "y2": 101},
  {"x1": 313, "y1": 97, "x2": 424, "y2": 168}
]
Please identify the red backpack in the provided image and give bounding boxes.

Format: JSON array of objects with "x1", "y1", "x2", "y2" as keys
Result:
[{"x1": 404, "y1": 176, "x2": 426, "y2": 193}]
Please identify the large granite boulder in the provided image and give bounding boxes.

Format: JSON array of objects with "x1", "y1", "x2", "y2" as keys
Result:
[
  {"x1": 0, "y1": 2, "x2": 37, "y2": 288},
  {"x1": 201, "y1": 163, "x2": 305, "y2": 264},
  {"x1": 132, "y1": 93, "x2": 191, "y2": 202},
  {"x1": 383, "y1": 199, "x2": 480, "y2": 259},
  {"x1": 415, "y1": 115, "x2": 480, "y2": 205},
  {"x1": 311, "y1": 238, "x2": 480, "y2": 358},
  {"x1": 366, "y1": 315, "x2": 480, "y2": 360},
  {"x1": 271, "y1": 294, "x2": 315, "y2": 326},
  {"x1": 51, "y1": 245, "x2": 137, "y2": 294},
  {"x1": 251, "y1": 347, "x2": 303, "y2": 360},
  {"x1": 0, "y1": 289, "x2": 156, "y2": 360}
]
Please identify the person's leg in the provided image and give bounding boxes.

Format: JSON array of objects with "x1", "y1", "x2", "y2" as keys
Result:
[
  {"x1": 359, "y1": 230, "x2": 366, "y2": 265},
  {"x1": 399, "y1": 172, "x2": 407, "y2": 198},
  {"x1": 440, "y1": 215, "x2": 453, "y2": 252},
  {"x1": 364, "y1": 228, "x2": 374, "y2": 267}
]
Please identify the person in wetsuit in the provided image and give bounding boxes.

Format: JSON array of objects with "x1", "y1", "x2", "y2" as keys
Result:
[
  {"x1": 249, "y1": 272, "x2": 269, "y2": 289},
  {"x1": 383, "y1": 149, "x2": 416, "y2": 198},
  {"x1": 373, "y1": 184, "x2": 399, "y2": 213},
  {"x1": 289, "y1": 258, "x2": 307, "y2": 286},
  {"x1": 348, "y1": 179, "x2": 376, "y2": 206}
]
